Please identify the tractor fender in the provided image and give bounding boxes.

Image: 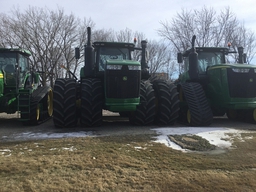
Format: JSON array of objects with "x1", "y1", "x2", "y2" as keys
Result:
[{"x1": 31, "y1": 85, "x2": 52, "y2": 101}]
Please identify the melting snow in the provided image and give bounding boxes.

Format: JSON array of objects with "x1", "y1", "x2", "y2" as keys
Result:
[
  {"x1": 13, "y1": 131, "x2": 94, "y2": 140},
  {"x1": 1, "y1": 126, "x2": 254, "y2": 154},
  {"x1": 151, "y1": 127, "x2": 254, "y2": 152}
]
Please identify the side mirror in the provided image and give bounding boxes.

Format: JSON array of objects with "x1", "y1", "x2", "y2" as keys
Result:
[
  {"x1": 33, "y1": 73, "x2": 39, "y2": 84},
  {"x1": 177, "y1": 53, "x2": 183, "y2": 63},
  {"x1": 243, "y1": 53, "x2": 247, "y2": 63},
  {"x1": 145, "y1": 50, "x2": 149, "y2": 63},
  {"x1": 75, "y1": 47, "x2": 80, "y2": 60}
]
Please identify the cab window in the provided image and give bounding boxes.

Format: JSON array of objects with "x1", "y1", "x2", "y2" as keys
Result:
[{"x1": 98, "y1": 47, "x2": 130, "y2": 71}]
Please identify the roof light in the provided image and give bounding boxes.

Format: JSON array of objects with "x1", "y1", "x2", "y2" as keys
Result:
[
  {"x1": 232, "y1": 68, "x2": 249, "y2": 73},
  {"x1": 106, "y1": 65, "x2": 122, "y2": 70},
  {"x1": 134, "y1": 38, "x2": 137, "y2": 44},
  {"x1": 128, "y1": 65, "x2": 141, "y2": 70}
]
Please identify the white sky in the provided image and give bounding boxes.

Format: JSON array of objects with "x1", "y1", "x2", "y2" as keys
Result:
[{"x1": 1, "y1": 0, "x2": 256, "y2": 41}]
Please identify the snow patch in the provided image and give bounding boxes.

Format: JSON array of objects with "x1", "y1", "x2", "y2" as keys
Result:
[
  {"x1": 13, "y1": 131, "x2": 94, "y2": 140},
  {"x1": 151, "y1": 127, "x2": 254, "y2": 152}
]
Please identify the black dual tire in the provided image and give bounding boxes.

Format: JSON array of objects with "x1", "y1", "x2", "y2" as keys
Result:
[
  {"x1": 129, "y1": 80, "x2": 156, "y2": 125},
  {"x1": 53, "y1": 78, "x2": 77, "y2": 128},
  {"x1": 179, "y1": 82, "x2": 213, "y2": 126},
  {"x1": 168, "y1": 82, "x2": 180, "y2": 124},
  {"x1": 151, "y1": 79, "x2": 180, "y2": 125},
  {"x1": 80, "y1": 78, "x2": 103, "y2": 127}
]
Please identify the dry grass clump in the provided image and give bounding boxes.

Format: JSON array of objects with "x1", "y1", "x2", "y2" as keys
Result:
[{"x1": 1, "y1": 134, "x2": 256, "y2": 191}]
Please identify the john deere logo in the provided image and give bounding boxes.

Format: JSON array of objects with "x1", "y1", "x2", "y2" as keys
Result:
[{"x1": 123, "y1": 76, "x2": 127, "y2": 81}]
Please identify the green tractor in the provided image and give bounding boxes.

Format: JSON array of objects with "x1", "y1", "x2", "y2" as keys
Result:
[
  {"x1": 177, "y1": 35, "x2": 256, "y2": 126},
  {"x1": 53, "y1": 27, "x2": 179, "y2": 128},
  {"x1": 0, "y1": 48, "x2": 53, "y2": 125}
]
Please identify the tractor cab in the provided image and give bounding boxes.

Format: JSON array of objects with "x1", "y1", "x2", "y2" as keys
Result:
[
  {"x1": 182, "y1": 47, "x2": 227, "y2": 75},
  {"x1": 178, "y1": 44, "x2": 246, "y2": 83},
  {"x1": 93, "y1": 42, "x2": 135, "y2": 72},
  {"x1": 0, "y1": 48, "x2": 31, "y2": 93}
]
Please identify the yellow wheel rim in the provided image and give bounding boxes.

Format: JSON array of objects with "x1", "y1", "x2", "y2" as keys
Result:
[
  {"x1": 187, "y1": 109, "x2": 191, "y2": 124},
  {"x1": 36, "y1": 104, "x2": 40, "y2": 121},
  {"x1": 47, "y1": 89, "x2": 53, "y2": 117},
  {"x1": 253, "y1": 109, "x2": 256, "y2": 122}
]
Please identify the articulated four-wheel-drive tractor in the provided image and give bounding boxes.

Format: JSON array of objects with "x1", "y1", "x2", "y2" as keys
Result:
[
  {"x1": 0, "y1": 48, "x2": 53, "y2": 125},
  {"x1": 53, "y1": 27, "x2": 179, "y2": 128},
  {"x1": 177, "y1": 35, "x2": 256, "y2": 126}
]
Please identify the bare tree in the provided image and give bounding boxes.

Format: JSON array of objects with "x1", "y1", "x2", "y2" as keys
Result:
[
  {"x1": 93, "y1": 28, "x2": 115, "y2": 42},
  {"x1": 0, "y1": 5, "x2": 180, "y2": 84},
  {"x1": 113, "y1": 29, "x2": 178, "y2": 78},
  {"x1": 158, "y1": 6, "x2": 256, "y2": 64},
  {"x1": 230, "y1": 24, "x2": 256, "y2": 63},
  {"x1": 0, "y1": 6, "x2": 95, "y2": 86},
  {"x1": 147, "y1": 40, "x2": 177, "y2": 79},
  {"x1": 115, "y1": 28, "x2": 134, "y2": 42}
]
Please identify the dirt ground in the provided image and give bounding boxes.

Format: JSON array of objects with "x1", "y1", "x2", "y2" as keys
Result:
[{"x1": 1, "y1": 112, "x2": 256, "y2": 191}]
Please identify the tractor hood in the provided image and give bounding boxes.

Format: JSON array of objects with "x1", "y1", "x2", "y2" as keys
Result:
[
  {"x1": 106, "y1": 60, "x2": 141, "y2": 71},
  {"x1": 208, "y1": 63, "x2": 256, "y2": 71}
]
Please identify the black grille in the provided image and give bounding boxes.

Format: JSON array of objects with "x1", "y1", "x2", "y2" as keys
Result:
[
  {"x1": 227, "y1": 68, "x2": 256, "y2": 98},
  {"x1": 106, "y1": 69, "x2": 140, "y2": 98}
]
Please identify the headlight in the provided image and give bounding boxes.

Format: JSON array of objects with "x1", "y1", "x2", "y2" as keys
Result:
[
  {"x1": 232, "y1": 68, "x2": 250, "y2": 73},
  {"x1": 128, "y1": 65, "x2": 141, "y2": 70},
  {"x1": 106, "y1": 65, "x2": 122, "y2": 70}
]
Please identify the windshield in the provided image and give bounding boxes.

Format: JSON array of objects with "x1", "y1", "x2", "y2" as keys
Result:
[
  {"x1": 0, "y1": 51, "x2": 30, "y2": 87},
  {"x1": 198, "y1": 52, "x2": 223, "y2": 73},
  {"x1": 0, "y1": 52, "x2": 16, "y2": 71},
  {"x1": 184, "y1": 52, "x2": 224, "y2": 74},
  {"x1": 98, "y1": 47, "x2": 130, "y2": 71}
]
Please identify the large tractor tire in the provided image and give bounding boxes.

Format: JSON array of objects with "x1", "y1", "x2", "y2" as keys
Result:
[
  {"x1": 129, "y1": 80, "x2": 156, "y2": 125},
  {"x1": 53, "y1": 78, "x2": 77, "y2": 128},
  {"x1": 168, "y1": 82, "x2": 180, "y2": 125},
  {"x1": 151, "y1": 79, "x2": 179, "y2": 125},
  {"x1": 179, "y1": 82, "x2": 213, "y2": 126},
  {"x1": 80, "y1": 78, "x2": 103, "y2": 127}
]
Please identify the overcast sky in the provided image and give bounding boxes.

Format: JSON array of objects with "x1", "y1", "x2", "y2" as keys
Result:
[{"x1": 1, "y1": 0, "x2": 256, "y2": 41}]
